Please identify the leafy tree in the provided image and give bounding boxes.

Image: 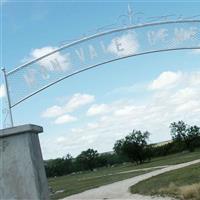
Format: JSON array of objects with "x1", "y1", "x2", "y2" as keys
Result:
[
  {"x1": 185, "y1": 125, "x2": 200, "y2": 151},
  {"x1": 170, "y1": 121, "x2": 200, "y2": 152},
  {"x1": 170, "y1": 121, "x2": 187, "y2": 142},
  {"x1": 114, "y1": 130, "x2": 151, "y2": 164},
  {"x1": 76, "y1": 148, "x2": 99, "y2": 171},
  {"x1": 45, "y1": 154, "x2": 73, "y2": 177},
  {"x1": 113, "y1": 139, "x2": 124, "y2": 156}
]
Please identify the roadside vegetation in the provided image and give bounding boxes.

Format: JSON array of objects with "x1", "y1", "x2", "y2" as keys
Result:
[
  {"x1": 130, "y1": 163, "x2": 200, "y2": 200},
  {"x1": 46, "y1": 121, "x2": 200, "y2": 199}
]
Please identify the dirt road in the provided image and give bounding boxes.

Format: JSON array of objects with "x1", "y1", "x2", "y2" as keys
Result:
[{"x1": 63, "y1": 159, "x2": 200, "y2": 200}]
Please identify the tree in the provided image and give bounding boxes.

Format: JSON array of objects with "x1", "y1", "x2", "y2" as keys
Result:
[
  {"x1": 170, "y1": 121, "x2": 187, "y2": 142},
  {"x1": 45, "y1": 154, "x2": 73, "y2": 177},
  {"x1": 185, "y1": 125, "x2": 200, "y2": 151},
  {"x1": 76, "y1": 148, "x2": 99, "y2": 171},
  {"x1": 114, "y1": 130, "x2": 151, "y2": 164},
  {"x1": 113, "y1": 139, "x2": 124, "y2": 156},
  {"x1": 170, "y1": 121, "x2": 200, "y2": 152}
]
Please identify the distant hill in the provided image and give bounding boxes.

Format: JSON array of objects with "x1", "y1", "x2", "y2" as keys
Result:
[
  {"x1": 99, "y1": 140, "x2": 173, "y2": 155},
  {"x1": 152, "y1": 140, "x2": 172, "y2": 147}
]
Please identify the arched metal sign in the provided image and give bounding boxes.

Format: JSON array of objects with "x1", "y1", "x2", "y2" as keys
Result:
[{"x1": 2, "y1": 20, "x2": 200, "y2": 127}]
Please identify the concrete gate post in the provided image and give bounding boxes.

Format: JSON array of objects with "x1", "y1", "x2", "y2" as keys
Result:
[{"x1": 0, "y1": 124, "x2": 49, "y2": 200}]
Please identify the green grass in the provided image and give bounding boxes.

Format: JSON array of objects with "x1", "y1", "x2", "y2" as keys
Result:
[
  {"x1": 48, "y1": 148, "x2": 200, "y2": 199},
  {"x1": 130, "y1": 163, "x2": 200, "y2": 199}
]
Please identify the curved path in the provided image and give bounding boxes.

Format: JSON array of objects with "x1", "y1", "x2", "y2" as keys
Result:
[{"x1": 63, "y1": 159, "x2": 200, "y2": 200}]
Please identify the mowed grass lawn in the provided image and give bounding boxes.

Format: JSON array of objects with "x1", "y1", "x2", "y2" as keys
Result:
[
  {"x1": 130, "y1": 163, "x2": 200, "y2": 200},
  {"x1": 48, "y1": 148, "x2": 200, "y2": 199}
]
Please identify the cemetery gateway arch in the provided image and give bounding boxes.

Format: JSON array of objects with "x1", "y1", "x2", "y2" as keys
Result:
[
  {"x1": 3, "y1": 19, "x2": 200, "y2": 127},
  {"x1": 1, "y1": 19, "x2": 200, "y2": 200}
]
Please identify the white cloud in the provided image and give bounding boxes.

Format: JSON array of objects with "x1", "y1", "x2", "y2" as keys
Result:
[
  {"x1": 87, "y1": 122, "x2": 99, "y2": 129},
  {"x1": 107, "y1": 32, "x2": 139, "y2": 57},
  {"x1": 0, "y1": 84, "x2": 6, "y2": 98},
  {"x1": 64, "y1": 93, "x2": 95, "y2": 113},
  {"x1": 68, "y1": 71, "x2": 199, "y2": 148},
  {"x1": 24, "y1": 46, "x2": 71, "y2": 72},
  {"x1": 42, "y1": 105, "x2": 63, "y2": 118},
  {"x1": 189, "y1": 72, "x2": 200, "y2": 85},
  {"x1": 176, "y1": 100, "x2": 199, "y2": 112},
  {"x1": 149, "y1": 71, "x2": 182, "y2": 90},
  {"x1": 56, "y1": 136, "x2": 67, "y2": 144},
  {"x1": 114, "y1": 105, "x2": 136, "y2": 116},
  {"x1": 54, "y1": 114, "x2": 77, "y2": 124},
  {"x1": 42, "y1": 93, "x2": 95, "y2": 118},
  {"x1": 71, "y1": 128, "x2": 83, "y2": 133},
  {"x1": 41, "y1": 70, "x2": 200, "y2": 158},
  {"x1": 171, "y1": 87, "x2": 198, "y2": 104},
  {"x1": 114, "y1": 105, "x2": 145, "y2": 117},
  {"x1": 87, "y1": 104, "x2": 109, "y2": 116}
]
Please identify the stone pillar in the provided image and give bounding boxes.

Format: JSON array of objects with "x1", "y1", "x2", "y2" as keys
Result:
[{"x1": 0, "y1": 124, "x2": 49, "y2": 200}]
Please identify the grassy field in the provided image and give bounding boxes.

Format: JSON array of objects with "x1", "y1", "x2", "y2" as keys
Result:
[
  {"x1": 48, "y1": 148, "x2": 200, "y2": 199},
  {"x1": 130, "y1": 163, "x2": 200, "y2": 200}
]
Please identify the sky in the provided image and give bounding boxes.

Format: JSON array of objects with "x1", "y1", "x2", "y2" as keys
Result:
[{"x1": 1, "y1": 1, "x2": 200, "y2": 159}]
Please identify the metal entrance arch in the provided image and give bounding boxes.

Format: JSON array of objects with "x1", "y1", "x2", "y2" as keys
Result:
[{"x1": 2, "y1": 20, "x2": 200, "y2": 127}]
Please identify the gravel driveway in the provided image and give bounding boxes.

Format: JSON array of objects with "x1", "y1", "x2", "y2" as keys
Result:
[{"x1": 63, "y1": 159, "x2": 200, "y2": 200}]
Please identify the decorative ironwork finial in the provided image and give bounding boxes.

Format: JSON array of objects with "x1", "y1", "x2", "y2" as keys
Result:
[{"x1": 127, "y1": 4, "x2": 133, "y2": 25}]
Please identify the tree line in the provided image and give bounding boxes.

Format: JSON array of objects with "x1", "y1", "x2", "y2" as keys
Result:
[{"x1": 45, "y1": 121, "x2": 200, "y2": 178}]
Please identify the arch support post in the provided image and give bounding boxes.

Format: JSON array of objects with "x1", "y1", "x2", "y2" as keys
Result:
[
  {"x1": 0, "y1": 124, "x2": 49, "y2": 200},
  {"x1": 1, "y1": 67, "x2": 14, "y2": 127}
]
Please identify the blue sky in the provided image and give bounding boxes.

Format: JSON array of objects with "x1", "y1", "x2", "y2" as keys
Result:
[{"x1": 1, "y1": 1, "x2": 200, "y2": 159}]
